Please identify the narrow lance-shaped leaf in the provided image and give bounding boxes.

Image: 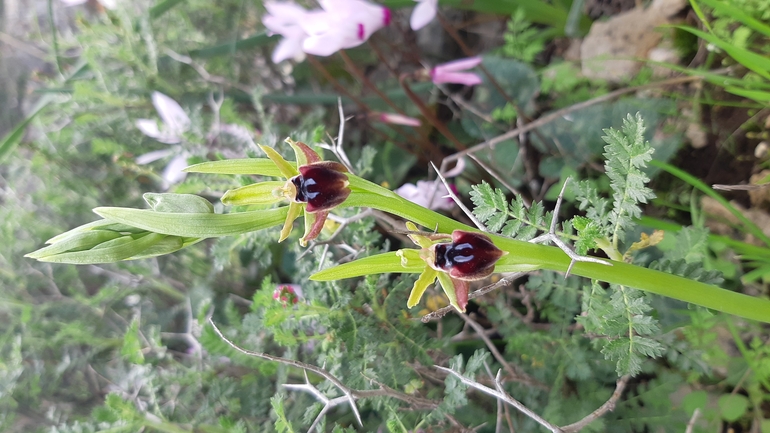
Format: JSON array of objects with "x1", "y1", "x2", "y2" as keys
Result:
[
  {"x1": 184, "y1": 158, "x2": 290, "y2": 177},
  {"x1": 310, "y1": 251, "x2": 425, "y2": 281},
  {"x1": 93, "y1": 206, "x2": 289, "y2": 238},
  {"x1": 35, "y1": 233, "x2": 167, "y2": 264}
]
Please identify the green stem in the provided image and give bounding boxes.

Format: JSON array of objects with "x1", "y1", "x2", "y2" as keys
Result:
[{"x1": 344, "y1": 176, "x2": 770, "y2": 324}]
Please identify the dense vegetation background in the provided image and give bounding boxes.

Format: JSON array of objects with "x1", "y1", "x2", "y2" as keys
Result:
[{"x1": 1, "y1": 0, "x2": 770, "y2": 431}]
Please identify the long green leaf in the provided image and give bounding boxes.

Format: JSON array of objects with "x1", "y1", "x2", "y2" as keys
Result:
[
  {"x1": 311, "y1": 252, "x2": 425, "y2": 281},
  {"x1": 695, "y1": 0, "x2": 770, "y2": 37},
  {"x1": 36, "y1": 233, "x2": 167, "y2": 264},
  {"x1": 638, "y1": 216, "x2": 770, "y2": 260},
  {"x1": 650, "y1": 159, "x2": 770, "y2": 247},
  {"x1": 184, "y1": 159, "x2": 288, "y2": 177},
  {"x1": 92, "y1": 207, "x2": 289, "y2": 237},
  {"x1": 674, "y1": 25, "x2": 770, "y2": 80},
  {"x1": 188, "y1": 33, "x2": 277, "y2": 58},
  {"x1": 149, "y1": 0, "x2": 188, "y2": 19},
  {"x1": 724, "y1": 87, "x2": 770, "y2": 103},
  {"x1": 0, "y1": 59, "x2": 88, "y2": 164},
  {"x1": 26, "y1": 231, "x2": 123, "y2": 259}
]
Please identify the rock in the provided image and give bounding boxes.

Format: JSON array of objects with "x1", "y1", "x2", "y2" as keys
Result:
[{"x1": 581, "y1": 0, "x2": 687, "y2": 82}]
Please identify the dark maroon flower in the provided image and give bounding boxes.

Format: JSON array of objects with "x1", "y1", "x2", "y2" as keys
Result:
[
  {"x1": 292, "y1": 161, "x2": 351, "y2": 213},
  {"x1": 431, "y1": 230, "x2": 504, "y2": 280}
]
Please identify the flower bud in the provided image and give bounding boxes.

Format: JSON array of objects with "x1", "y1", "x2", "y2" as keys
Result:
[{"x1": 430, "y1": 231, "x2": 504, "y2": 280}]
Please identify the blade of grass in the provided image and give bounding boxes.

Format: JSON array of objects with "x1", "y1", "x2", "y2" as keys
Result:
[
  {"x1": 638, "y1": 216, "x2": 770, "y2": 260},
  {"x1": 695, "y1": 0, "x2": 770, "y2": 37},
  {"x1": 673, "y1": 26, "x2": 770, "y2": 80},
  {"x1": 724, "y1": 87, "x2": 770, "y2": 103},
  {"x1": 687, "y1": 0, "x2": 713, "y2": 33},
  {"x1": 188, "y1": 32, "x2": 277, "y2": 58},
  {"x1": 649, "y1": 160, "x2": 770, "y2": 247},
  {"x1": 0, "y1": 59, "x2": 88, "y2": 164},
  {"x1": 149, "y1": 0, "x2": 188, "y2": 19}
]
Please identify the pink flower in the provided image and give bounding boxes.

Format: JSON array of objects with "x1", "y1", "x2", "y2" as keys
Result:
[
  {"x1": 395, "y1": 180, "x2": 455, "y2": 211},
  {"x1": 375, "y1": 112, "x2": 421, "y2": 127},
  {"x1": 301, "y1": 0, "x2": 391, "y2": 56},
  {"x1": 263, "y1": 1, "x2": 309, "y2": 63},
  {"x1": 410, "y1": 0, "x2": 437, "y2": 30},
  {"x1": 273, "y1": 284, "x2": 301, "y2": 307},
  {"x1": 431, "y1": 57, "x2": 483, "y2": 86},
  {"x1": 262, "y1": 0, "x2": 391, "y2": 61}
]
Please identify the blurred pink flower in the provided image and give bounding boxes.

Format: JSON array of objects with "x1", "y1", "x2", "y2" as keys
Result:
[
  {"x1": 410, "y1": 0, "x2": 437, "y2": 30},
  {"x1": 395, "y1": 180, "x2": 455, "y2": 211},
  {"x1": 263, "y1": 1, "x2": 309, "y2": 63},
  {"x1": 262, "y1": 0, "x2": 391, "y2": 61},
  {"x1": 376, "y1": 112, "x2": 421, "y2": 127},
  {"x1": 431, "y1": 57, "x2": 483, "y2": 86},
  {"x1": 273, "y1": 284, "x2": 301, "y2": 307},
  {"x1": 301, "y1": 0, "x2": 391, "y2": 56}
]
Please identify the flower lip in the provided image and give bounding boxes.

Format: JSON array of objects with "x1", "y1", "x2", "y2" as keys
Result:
[
  {"x1": 292, "y1": 161, "x2": 351, "y2": 213},
  {"x1": 430, "y1": 230, "x2": 504, "y2": 280}
]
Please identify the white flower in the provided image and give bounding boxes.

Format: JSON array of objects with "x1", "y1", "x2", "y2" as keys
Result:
[
  {"x1": 59, "y1": 0, "x2": 117, "y2": 10},
  {"x1": 410, "y1": 0, "x2": 437, "y2": 31},
  {"x1": 135, "y1": 92, "x2": 192, "y2": 186},
  {"x1": 395, "y1": 180, "x2": 455, "y2": 211},
  {"x1": 135, "y1": 92, "x2": 191, "y2": 144},
  {"x1": 262, "y1": 0, "x2": 391, "y2": 61},
  {"x1": 263, "y1": 1, "x2": 310, "y2": 63}
]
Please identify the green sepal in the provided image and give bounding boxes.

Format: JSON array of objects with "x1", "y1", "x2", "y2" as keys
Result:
[
  {"x1": 34, "y1": 232, "x2": 167, "y2": 264},
  {"x1": 222, "y1": 181, "x2": 286, "y2": 206},
  {"x1": 183, "y1": 158, "x2": 290, "y2": 177},
  {"x1": 407, "y1": 268, "x2": 438, "y2": 308},
  {"x1": 287, "y1": 138, "x2": 321, "y2": 167},
  {"x1": 144, "y1": 193, "x2": 214, "y2": 213},
  {"x1": 436, "y1": 272, "x2": 463, "y2": 313},
  {"x1": 93, "y1": 206, "x2": 289, "y2": 238},
  {"x1": 259, "y1": 145, "x2": 299, "y2": 178},
  {"x1": 280, "y1": 202, "x2": 303, "y2": 242},
  {"x1": 310, "y1": 251, "x2": 425, "y2": 281}
]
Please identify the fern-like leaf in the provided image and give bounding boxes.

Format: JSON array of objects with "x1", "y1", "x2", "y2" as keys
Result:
[
  {"x1": 578, "y1": 282, "x2": 665, "y2": 376},
  {"x1": 470, "y1": 181, "x2": 547, "y2": 240},
  {"x1": 603, "y1": 113, "x2": 656, "y2": 247}
]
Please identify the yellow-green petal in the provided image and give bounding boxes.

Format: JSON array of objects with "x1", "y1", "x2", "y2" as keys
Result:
[
  {"x1": 259, "y1": 145, "x2": 299, "y2": 178},
  {"x1": 405, "y1": 221, "x2": 436, "y2": 249},
  {"x1": 279, "y1": 202, "x2": 303, "y2": 242},
  {"x1": 221, "y1": 181, "x2": 286, "y2": 206},
  {"x1": 407, "y1": 268, "x2": 438, "y2": 309},
  {"x1": 436, "y1": 272, "x2": 463, "y2": 313}
]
